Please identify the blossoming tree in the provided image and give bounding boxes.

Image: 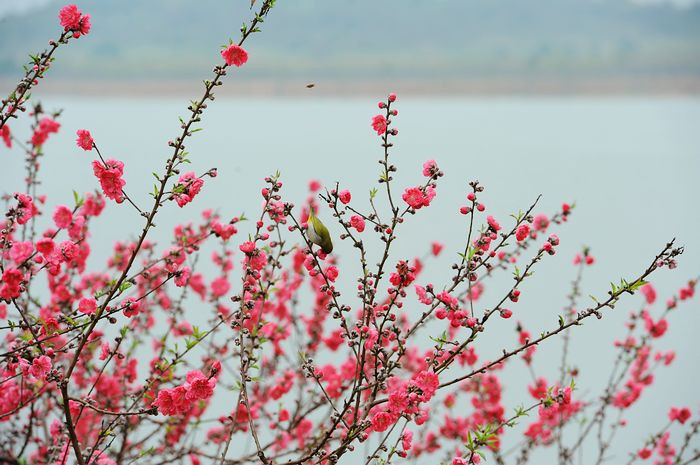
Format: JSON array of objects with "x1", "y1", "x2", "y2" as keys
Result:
[{"x1": 1, "y1": 3, "x2": 698, "y2": 465}]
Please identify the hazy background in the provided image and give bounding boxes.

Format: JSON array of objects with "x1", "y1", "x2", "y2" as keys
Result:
[
  {"x1": 1, "y1": 0, "x2": 699, "y2": 464},
  {"x1": 1, "y1": 0, "x2": 700, "y2": 93}
]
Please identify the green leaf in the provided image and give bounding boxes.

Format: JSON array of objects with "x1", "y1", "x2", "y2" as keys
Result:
[
  {"x1": 429, "y1": 330, "x2": 449, "y2": 349},
  {"x1": 72, "y1": 190, "x2": 84, "y2": 208},
  {"x1": 628, "y1": 278, "x2": 648, "y2": 292}
]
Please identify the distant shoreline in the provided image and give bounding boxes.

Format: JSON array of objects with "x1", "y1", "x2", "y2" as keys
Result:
[{"x1": 2, "y1": 76, "x2": 699, "y2": 96}]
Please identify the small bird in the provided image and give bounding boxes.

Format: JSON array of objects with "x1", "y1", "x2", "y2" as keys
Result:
[{"x1": 306, "y1": 207, "x2": 333, "y2": 254}]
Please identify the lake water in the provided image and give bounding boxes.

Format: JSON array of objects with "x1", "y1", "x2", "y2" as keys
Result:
[{"x1": 2, "y1": 96, "x2": 699, "y2": 463}]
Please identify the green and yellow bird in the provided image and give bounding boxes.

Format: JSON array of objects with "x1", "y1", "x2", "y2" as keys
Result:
[{"x1": 306, "y1": 207, "x2": 333, "y2": 254}]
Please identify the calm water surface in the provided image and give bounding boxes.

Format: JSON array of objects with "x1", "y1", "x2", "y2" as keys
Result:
[{"x1": 2, "y1": 96, "x2": 699, "y2": 462}]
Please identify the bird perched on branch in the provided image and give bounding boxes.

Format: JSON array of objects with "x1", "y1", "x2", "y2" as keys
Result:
[{"x1": 306, "y1": 207, "x2": 333, "y2": 254}]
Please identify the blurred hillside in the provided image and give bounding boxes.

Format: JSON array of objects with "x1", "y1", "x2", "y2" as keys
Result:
[{"x1": 1, "y1": 0, "x2": 699, "y2": 92}]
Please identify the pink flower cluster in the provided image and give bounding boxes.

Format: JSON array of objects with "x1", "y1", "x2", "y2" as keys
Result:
[
  {"x1": 613, "y1": 345, "x2": 655, "y2": 409},
  {"x1": 637, "y1": 283, "x2": 656, "y2": 305},
  {"x1": 92, "y1": 159, "x2": 126, "y2": 203},
  {"x1": 153, "y1": 369, "x2": 217, "y2": 416},
  {"x1": 1, "y1": 268, "x2": 24, "y2": 300},
  {"x1": 221, "y1": 44, "x2": 248, "y2": 67},
  {"x1": 642, "y1": 310, "x2": 668, "y2": 338},
  {"x1": 452, "y1": 455, "x2": 480, "y2": 465},
  {"x1": 668, "y1": 406, "x2": 691, "y2": 424},
  {"x1": 422, "y1": 159, "x2": 439, "y2": 177},
  {"x1": 389, "y1": 260, "x2": 416, "y2": 288},
  {"x1": 515, "y1": 223, "x2": 530, "y2": 241},
  {"x1": 173, "y1": 172, "x2": 204, "y2": 207},
  {"x1": 9, "y1": 241, "x2": 33, "y2": 263},
  {"x1": 399, "y1": 430, "x2": 413, "y2": 458},
  {"x1": 338, "y1": 189, "x2": 351, "y2": 204},
  {"x1": 28, "y1": 355, "x2": 52, "y2": 379},
  {"x1": 52, "y1": 204, "x2": 73, "y2": 228},
  {"x1": 678, "y1": 280, "x2": 695, "y2": 301},
  {"x1": 31, "y1": 117, "x2": 60, "y2": 147},
  {"x1": 240, "y1": 241, "x2": 267, "y2": 273},
  {"x1": 541, "y1": 233, "x2": 560, "y2": 255},
  {"x1": 573, "y1": 252, "x2": 595, "y2": 265},
  {"x1": 211, "y1": 218, "x2": 238, "y2": 240},
  {"x1": 402, "y1": 185, "x2": 436, "y2": 210},
  {"x1": 638, "y1": 430, "x2": 679, "y2": 464},
  {"x1": 58, "y1": 4, "x2": 91, "y2": 38},
  {"x1": 370, "y1": 371, "x2": 439, "y2": 433},
  {"x1": 78, "y1": 297, "x2": 97, "y2": 315},
  {"x1": 34, "y1": 238, "x2": 86, "y2": 276},
  {"x1": 76, "y1": 129, "x2": 93, "y2": 150},
  {"x1": 1, "y1": 125, "x2": 10, "y2": 148},
  {"x1": 435, "y1": 291, "x2": 475, "y2": 328},
  {"x1": 414, "y1": 284, "x2": 433, "y2": 305},
  {"x1": 121, "y1": 296, "x2": 141, "y2": 318},
  {"x1": 524, "y1": 385, "x2": 582, "y2": 444},
  {"x1": 518, "y1": 326, "x2": 537, "y2": 364},
  {"x1": 350, "y1": 215, "x2": 365, "y2": 232},
  {"x1": 370, "y1": 94, "x2": 398, "y2": 136},
  {"x1": 371, "y1": 115, "x2": 387, "y2": 135},
  {"x1": 464, "y1": 214, "x2": 499, "y2": 257},
  {"x1": 533, "y1": 213, "x2": 549, "y2": 231}
]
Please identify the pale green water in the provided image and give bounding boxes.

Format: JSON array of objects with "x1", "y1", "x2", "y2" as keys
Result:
[{"x1": 2, "y1": 96, "x2": 699, "y2": 462}]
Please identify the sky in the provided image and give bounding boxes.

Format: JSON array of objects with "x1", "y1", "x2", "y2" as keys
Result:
[
  {"x1": 0, "y1": 0, "x2": 51, "y2": 19},
  {"x1": 2, "y1": 0, "x2": 698, "y2": 17}
]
